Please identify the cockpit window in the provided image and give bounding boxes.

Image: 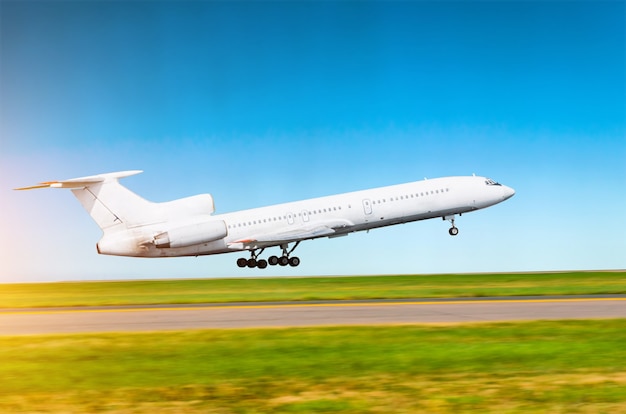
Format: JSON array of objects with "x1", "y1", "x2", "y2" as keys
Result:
[{"x1": 485, "y1": 178, "x2": 501, "y2": 186}]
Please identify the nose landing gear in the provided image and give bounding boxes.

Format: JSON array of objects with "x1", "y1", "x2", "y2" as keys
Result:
[{"x1": 444, "y1": 215, "x2": 459, "y2": 236}]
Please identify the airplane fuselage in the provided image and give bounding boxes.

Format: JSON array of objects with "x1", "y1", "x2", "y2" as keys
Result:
[
  {"x1": 17, "y1": 172, "x2": 514, "y2": 269},
  {"x1": 97, "y1": 175, "x2": 514, "y2": 260}
]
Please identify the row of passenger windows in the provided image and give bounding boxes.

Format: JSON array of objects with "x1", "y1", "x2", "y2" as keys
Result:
[
  {"x1": 226, "y1": 188, "x2": 449, "y2": 229},
  {"x1": 371, "y1": 188, "x2": 449, "y2": 204},
  {"x1": 227, "y1": 206, "x2": 344, "y2": 229}
]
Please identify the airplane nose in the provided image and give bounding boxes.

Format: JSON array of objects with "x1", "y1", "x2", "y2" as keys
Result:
[{"x1": 502, "y1": 185, "x2": 515, "y2": 200}]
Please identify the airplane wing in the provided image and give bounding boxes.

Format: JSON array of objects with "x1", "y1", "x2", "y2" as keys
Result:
[{"x1": 228, "y1": 219, "x2": 354, "y2": 250}]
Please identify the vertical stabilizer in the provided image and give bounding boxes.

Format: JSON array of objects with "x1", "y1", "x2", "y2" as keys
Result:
[{"x1": 71, "y1": 179, "x2": 153, "y2": 231}]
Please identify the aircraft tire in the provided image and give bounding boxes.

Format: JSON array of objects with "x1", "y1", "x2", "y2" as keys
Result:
[
  {"x1": 268, "y1": 255, "x2": 279, "y2": 266},
  {"x1": 257, "y1": 259, "x2": 268, "y2": 269},
  {"x1": 237, "y1": 258, "x2": 247, "y2": 268},
  {"x1": 278, "y1": 256, "x2": 289, "y2": 266},
  {"x1": 247, "y1": 258, "x2": 257, "y2": 268},
  {"x1": 289, "y1": 257, "x2": 300, "y2": 267},
  {"x1": 449, "y1": 227, "x2": 459, "y2": 236}
]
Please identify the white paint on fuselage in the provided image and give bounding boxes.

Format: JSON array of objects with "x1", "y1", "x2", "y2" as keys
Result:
[{"x1": 143, "y1": 176, "x2": 514, "y2": 258}]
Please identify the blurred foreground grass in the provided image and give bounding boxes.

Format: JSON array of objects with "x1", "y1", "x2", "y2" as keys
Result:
[
  {"x1": 2, "y1": 320, "x2": 626, "y2": 413},
  {"x1": 1, "y1": 271, "x2": 625, "y2": 308}
]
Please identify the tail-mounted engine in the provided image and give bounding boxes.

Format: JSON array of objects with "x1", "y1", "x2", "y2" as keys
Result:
[{"x1": 153, "y1": 219, "x2": 228, "y2": 249}]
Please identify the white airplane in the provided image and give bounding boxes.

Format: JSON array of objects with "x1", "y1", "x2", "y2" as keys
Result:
[{"x1": 16, "y1": 171, "x2": 514, "y2": 269}]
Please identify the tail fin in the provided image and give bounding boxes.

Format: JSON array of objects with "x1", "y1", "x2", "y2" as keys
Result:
[{"x1": 15, "y1": 171, "x2": 151, "y2": 231}]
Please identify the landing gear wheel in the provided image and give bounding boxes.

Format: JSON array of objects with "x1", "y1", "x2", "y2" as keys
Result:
[
  {"x1": 257, "y1": 259, "x2": 268, "y2": 269},
  {"x1": 237, "y1": 258, "x2": 247, "y2": 267},
  {"x1": 443, "y1": 215, "x2": 459, "y2": 236},
  {"x1": 247, "y1": 258, "x2": 257, "y2": 268},
  {"x1": 278, "y1": 256, "x2": 290, "y2": 266},
  {"x1": 268, "y1": 255, "x2": 279, "y2": 266},
  {"x1": 289, "y1": 257, "x2": 300, "y2": 267}
]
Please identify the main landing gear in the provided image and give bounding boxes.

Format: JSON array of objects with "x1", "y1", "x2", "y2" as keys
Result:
[
  {"x1": 236, "y1": 248, "x2": 268, "y2": 269},
  {"x1": 444, "y1": 215, "x2": 459, "y2": 236},
  {"x1": 236, "y1": 242, "x2": 301, "y2": 269}
]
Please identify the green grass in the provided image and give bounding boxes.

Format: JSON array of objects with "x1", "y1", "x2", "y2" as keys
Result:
[
  {"x1": 1, "y1": 271, "x2": 625, "y2": 308},
  {"x1": 2, "y1": 320, "x2": 626, "y2": 413}
]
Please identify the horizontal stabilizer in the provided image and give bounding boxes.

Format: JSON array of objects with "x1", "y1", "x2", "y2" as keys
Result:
[{"x1": 14, "y1": 170, "x2": 143, "y2": 190}]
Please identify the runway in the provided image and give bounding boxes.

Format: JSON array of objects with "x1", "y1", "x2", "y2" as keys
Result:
[{"x1": 1, "y1": 296, "x2": 625, "y2": 335}]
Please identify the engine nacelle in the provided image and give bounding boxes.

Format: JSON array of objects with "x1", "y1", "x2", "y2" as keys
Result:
[
  {"x1": 153, "y1": 219, "x2": 227, "y2": 249},
  {"x1": 160, "y1": 194, "x2": 216, "y2": 217},
  {"x1": 97, "y1": 231, "x2": 146, "y2": 257}
]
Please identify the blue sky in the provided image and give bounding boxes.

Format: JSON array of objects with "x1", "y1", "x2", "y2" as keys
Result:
[{"x1": 1, "y1": 1, "x2": 624, "y2": 282}]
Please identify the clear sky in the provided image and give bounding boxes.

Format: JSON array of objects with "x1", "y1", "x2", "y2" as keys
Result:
[{"x1": 1, "y1": 1, "x2": 624, "y2": 282}]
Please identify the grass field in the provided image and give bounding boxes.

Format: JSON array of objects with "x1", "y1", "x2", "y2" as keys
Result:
[
  {"x1": 1, "y1": 271, "x2": 625, "y2": 308},
  {"x1": 2, "y1": 320, "x2": 626, "y2": 413}
]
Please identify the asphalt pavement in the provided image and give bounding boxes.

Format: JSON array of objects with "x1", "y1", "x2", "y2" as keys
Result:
[{"x1": 1, "y1": 295, "x2": 625, "y2": 335}]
